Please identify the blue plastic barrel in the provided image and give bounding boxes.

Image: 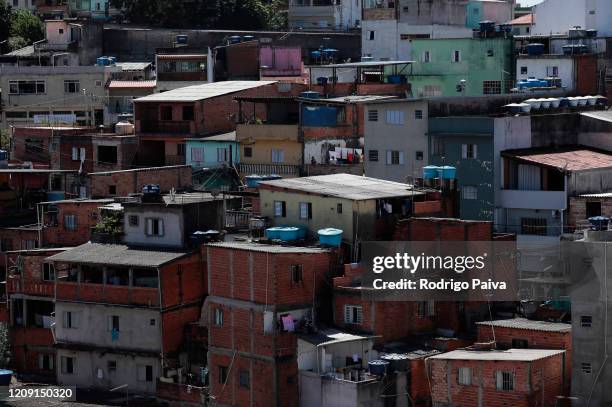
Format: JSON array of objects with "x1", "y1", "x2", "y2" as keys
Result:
[
  {"x1": 318, "y1": 228, "x2": 343, "y2": 247},
  {"x1": 423, "y1": 166, "x2": 439, "y2": 179},
  {"x1": 0, "y1": 369, "x2": 12, "y2": 386},
  {"x1": 296, "y1": 226, "x2": 307, "y2": 239},
  {"x1": 439, "y1": 166, "x2": 456, "y2": 179},
  {"x1": 588, "y1": 216, "x2": 609, "y2": 231},
  {"x1": 266, "y1": 227, "x2": 284, "y2": 240},
  {"x1": 278, "y1": 227, "x2": 299, "y2": 241},
  {"x1": 245, "y1": 175, "x2": 262, "y2": 188}
]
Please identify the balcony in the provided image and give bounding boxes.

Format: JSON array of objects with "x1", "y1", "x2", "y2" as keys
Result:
[
  {"x1": 236, "y1": 124, "x2": 299, "y2": 142},
  {"x1": 237, "y1": 163, "x2": 300, "y2": 176},
  {"x1": 500, "y1": 189, "x2": 566, "y2": 210},
  {"x1": 7, "y1": 277, "x2": 54, "y2": 297},
  {"x1": 140, "y1": 120, "x2": 192, "y2": 135},
  {"x1": 56, "y1": 282, "x2": 159, "y2": 307}
]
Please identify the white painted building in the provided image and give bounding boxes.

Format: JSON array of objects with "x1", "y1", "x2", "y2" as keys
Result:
[
  {"x1": 288, "y1": 0, "x2": 362, "y2": 31},
  {"x1": 516, "y1": 55, "x2": 576, "y2": 91},
  {"x1": 532, "y1": 0, "x2": 612, "y2": 36}
]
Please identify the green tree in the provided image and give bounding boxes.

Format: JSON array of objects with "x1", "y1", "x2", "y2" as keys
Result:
[
  {"x1": 0, "y1": 0, "x2": 12, "y2": 48},
  {"x1": 10, "y1": 9, "x2": 44, "y2": 45}
]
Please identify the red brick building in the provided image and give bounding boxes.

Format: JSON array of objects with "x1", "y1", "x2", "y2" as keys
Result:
[
  {"x1": 88, "y1": 165, "x2": 192, "y2": 198},
  {"x1": 476, "y1": 318, "x2": 572, "y2": 393},
  {"x1": 6, "y1": 248, "x2": 66, "y2": 378},
  {"x1": 427, "y1": 348, "x2": 567, "y2": 407},
  {"x1": 203, "y1": 241, "x2": 337, "y2": 407}
]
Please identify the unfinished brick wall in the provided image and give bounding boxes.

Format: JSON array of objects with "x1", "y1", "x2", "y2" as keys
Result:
[
  {"x1": 89, "y1": 165, "x2": 192, "y2": 197},
  {"x1": 394, "y1": 217, "x2": 494, "y2": 241},
  {"x1": 41, "y1": 201, "x2": 104, "y2": 247},
  {"x1": 568, "y1": 196, "x2": 612, "y2": 229},
  {"x1": 428, "y1": 352, "x2": 565, "y2": 407}
]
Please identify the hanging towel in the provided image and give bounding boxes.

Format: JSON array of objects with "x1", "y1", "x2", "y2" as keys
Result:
[{"x1": 281, "y1": 315, "x2": 295, "y2": 332}]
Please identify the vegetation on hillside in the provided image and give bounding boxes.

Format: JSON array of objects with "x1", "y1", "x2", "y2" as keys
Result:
[
  {"x1": 0, "y1": 0, "x2": 44, "y2": 51},
  {"x1": 109, "y1": 0, "x2": 287, "y2": 30}
]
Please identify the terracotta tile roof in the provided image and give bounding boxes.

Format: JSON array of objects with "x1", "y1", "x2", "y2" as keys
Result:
[
  {"x1": 503, "y1": 147, "x2": 612, "y2": 171},
  {"x1": 507, "y1": 13, "x2": 533, "y2": 25},
  {"x1": 108, "y1": 80, "x2": 157, "y2": 89}
]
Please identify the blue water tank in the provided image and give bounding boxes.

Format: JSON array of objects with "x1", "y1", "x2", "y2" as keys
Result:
[
  {"x1": 242, "y1": 35, "x2": 255, "y2": 42},
  {"x1": 526, "y1": 43, "x2": 545, "y2": 56},
  {"x1": 229, "y1": 35, "x2": 242, "y2": 44},
  {"x1": 300, "y1": 91, "x2": 320, "y2": 99},
  {"x1": 368, "y1": 360, "x2": 389, "y2": 376},
  {"x1": 0, "y1": 369, "x2": 12, "y2": 386},
  {"x1": 439, "y1": 166, "x2": 456, "y2": 179},
  {"x1": 245, "y1": 175, "x2": 262, "y2": 188},
  {"x1": 588, "y1": 216, "x2": 609, "y2": 231},
  {"x1": 318, "y1": 228, "x2": 342, "y2": 247},
  {"x1": 46, "y1": 191, "x2": 65, "y2": 201},
  {"x1": 296, "y1": 226, "x2": 307, "y2": 239},
  {"x1": 423, "y1": 166, "x2": 439, "y2": 179},
  {"x1": 266, "y1": 227, "x2": 284, "y2": 240},
  {"x1": 278, "y1": 227, "x2": 300, "y2": 241},
  {"x1": 387, "y1": 74, "x2": 407, "y2": 84},
  {"x1": 0, "y1": 150, "x2": 8, "y2": 161}
]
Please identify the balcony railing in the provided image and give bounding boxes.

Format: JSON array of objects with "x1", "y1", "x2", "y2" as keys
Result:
[
  {"x1": 7, "y1": 277, "x2": 54, "y2": 297},
  {"x1": 56, "y1": 282, "x2": 159, "y2": 307},
  {"x1": 238, "y1": 163, "x2": 300, "y2": 176},
  {"x1": 140, "y1": 121, "x2": 192, "y2": 134}
]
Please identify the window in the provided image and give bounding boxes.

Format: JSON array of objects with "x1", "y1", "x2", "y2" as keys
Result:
[
  {"x1": 337, "y1": 203, "x2": 342, "y2": 214},
  {"x1": 244, "y1": 147, "x2": 252, "y2": 158},
  {"x1": 452, "y1": 50, "x2": 461, "y2": 62},
  {"x1": 521, "y1": 218, "x2": 547, "y2": 236},
  {"x1": 128, "y1": 215, "x2": 139, "y2": 227},
  {"x1": 271, "y1": 148, "x2": 284, "y2": 163},
  {"x1": 42, "y1": 263, "x2": 55, "y2": 281},
  {"x1": 367, "y1": 30, "x2": 375, "y2": 40},
  {"x1": 483, "y1": 80, "x2": 502, "y2": 95},
  {"x1": 433, "y1": 139, "x2": 445, "y2": 156},
  {"x1": 64, "y1": 80, "x2": 80, "y2": 94},
  {"x1": 239, "y1": 370, "x2": 250, "y2": 388},
  {"x1": 422, "y1": 51, "x2": 431, "y2": 63},
  {"x1": 368, "y1": 109, "x2": 378, "y2": 121},
  {"x1": 581, "y1": 363, "x2": 592, "y2": 374},
  {"x1": 182, "y1": 106, "x2": 194, "y2": 120},
  {"x1": 386, "y1": 110, "x2": 404, "y2": 125},
  {"x1": 422, "y1": 85, "x2": 442, "y2": 97},
  {"x1": 418, "y1": 300, "x2": 435, "y2": 317},
  {"x1": 386, "y1": 150, "x2": 404, "y2": 165},
  {"x1": 108, "y1": 185, "x2": 116, "y2": 195},
  {"x1": 520, "y1": 66, "x2": 528, "y2": 75},
  {"x1": 138, "y1": 365, "x2": 153, "y2": 382},
  {"x1": 512, "y1": 338, "x2": 528, "y2": 348},
  {"x1": 462, "y1": 186, "x2": 478, "y2": 200},
  {"x1": 274, "y1": 201, "x2": 286, "y2": 218},
  {"x1": 98, "y1": 145, "x2": 118, "y2": 164},
  {"x1": 487, "y1": 49, "x2": 494, "y2": 57},
  {"x1": 71, "y1": 147, "x2": 86, "y2": 161},
  {"x1": 291, "y1": 265, "x2": 303, "y2": 283},
  {"x1": 191, "y1": 147, "x2": 204, "y2": 162},
  {"x1": 344, "y1": 305, "x2": 363, "y2": 324},
  {"x1": 61, "y1": 356, "x2": 74, "y2": 374},
  {"x1": 299, "y1": 202, "x2": 312, "y2": 220},
  {"x1": 546, "y1": 66, "x2": 559, "y2": 77},
  {"x1": 8, "y1": 80, "x2": 45, "y2": 95},
  {"x1": 63, "y1": 311, "x2": 78, "y2": 329},
  {"x1": 495, "y1": 371, "x2": 514, "y2": 391},
  {"x1": 457, "y1": 367, "x2": 471, "y2": 385},
  {"x1": 217, "y1": 148, "x2": 228, "y2": 162},
  {"x1": 219, "y1": 366, "x2": 229, "y2": 384},
  {"x1": 368, "y1": 150, "x2": 379, "y2": 162},
  {"x1": 150, "y1": 318, "x2": 156, "y2": 326},
  {"x1": 146, "y1": 218, "x2": 164, "y2": 236},
  {"x1": 160, "y1": 106, "x2": 173, "y2": 121},
  {"x1": 22, "y1": 239, "x2": 37, "y2": 250},
  {"x1": 38, "y1": 354, "x2": 54, "y2": 371},
  {"x1": 581, "y1": 315, "x2": 593, "y2": 327},
  {"x1": 64, "y1": 214, "x2": 77, "y2": 231},
  {"x1": 0, "y1": 239, "x2": 12, "y2": 252},
  {"x1": 108, "y1": 315, "x2": 120, "y2": 332},
  {"x1": 107, "y1": 361, "x2": 117, "y2": 376},
  {"x1": 461, "y1": 144, "x2": 477, "y2": 159},
  {"x1": 415, "y1": 110, "x2": 423, "y2": 119},
  {"x1": 586, "y1": 201, "x2": 601, "y2": 218},
  {"x1": 177, "y1": 143, "x2": 186, "y2": 157},
  {"x1": 416, "y1": 151, "x2": 423, "y2": 160},
  {"x1": 214, "y1": 308, "x2": 223, "y2": 326}
]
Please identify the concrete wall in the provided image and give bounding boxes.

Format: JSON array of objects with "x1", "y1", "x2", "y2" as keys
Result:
[
  {"x1": 123, "y1": 207, "x2": 184, "y2": 248},
  {"x1": 56, "y1": 349, "x2": 160, "y2": 394},
  {"x1": 185, "y1": 140, "x2": 239, "y2": 169},
  {"x1": 54, "y1": 302, "x2": 162, "y2": 350},
  {"x1": 532, "y1": 0, "x2": 586, "y2": 36},
  {"x1": 364, "y1": 100, "x2": 429, "y2": 183}
]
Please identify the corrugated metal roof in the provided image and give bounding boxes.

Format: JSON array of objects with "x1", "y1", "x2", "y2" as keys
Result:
[
  {"x1": 48, "y1": 243, "x2": 190, "y2": 267},
  {"x1": 135, "y1": 81, "x2": 277, "y2": 102},
  {"x1": 108, "y1": 80, "x2": 157, "y2": 89},
  {"x1": 157, "y1": 54, "x2": 207, "y2": 60},
  {"x1": 308, "y1": 60, "x2": 414, "y2": 68},
  {"x1": 206, "y1": 241, "x2": 329, "y2": 254},
  {"x1": 115, "y1": 62, "x2": 152, "y2": 71},
  {"x1": 298, "y1": 328, "x2": 375, "y2": 346},
  {"x1": 502, "y1": 147, "x2": 612, "y2": 171},
  {"x1": 259, "y1": 174, "x2": 423, "y2": 201},
  {"x1": 476, "y1": 318, "x2": 571, "y2": 332},
  {"x1": 579, "y1": 192, "x2": 612, "y2": 198},
  {"x1": 581, "y1": 110, "x2": 612, "y2": 123},
  {"x1": 186, "y1": 131, "x2": 236, "y2": 142},
  {"x1": 427, "y1": 349, "x2": 565, "y2": 362}
]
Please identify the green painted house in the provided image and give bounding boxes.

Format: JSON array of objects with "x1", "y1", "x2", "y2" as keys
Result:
[
  {"x1": 428, "y1": 117, "x2": 495, "y2": 221},
  {"x1": 409, "y1": 38, "x2": 514, "y2": 97}
]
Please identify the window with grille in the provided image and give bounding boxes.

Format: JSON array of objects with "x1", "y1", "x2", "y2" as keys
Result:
[
  {"x1": 386, "y1": 110, "x2": 405, "y2": 125},
  {"x1": 42, "y1": 263, "x2": 55, "y2": 281},
  {"x1": 422, "y1": 51, "x2": 431, "y2": 63},
  {"x1": 452, "y1": 50, "x2": 462, "y2": 62},
  {"x1": 581, "y1": 363, "x2": 592, "y2": 374},
  {"x1": 581, "y1": 315, "x2": 592, "y2": 327},
  {"x1": 244, "y1": 147, "x2": 252, "y2": 158},
  {"x1": 368, "y1": 110, "x2": 378, "y2": 121},
  {"x1": 271, "y1": 148, "x2": 285, "y2": 163},
  {"x1": 214, "y1": 308, "x2": 223, "y2": 326},
  {"x1": 457, "y1": 367, "x2": 471, "y2": 385},
  {"x1": 291, "y1": 265, "x2": 303, "y2": 283},
  {"x1": 520, "y1": 66, "x2": 528, "y2": 75},
  {"x1": 461, "y1": 144, "x2": 477, "y2": 159},
  {"x1": 146, "y1": 218, "x2": 164, "y2": 236},
  {"x1": 462, "y1": 186, "x2": 478, "y2": 200},
  {"x1": 344, "y1": 305, "x2": 363, "y2": 324},
  {"x1": 495, "y1": 371, "x2": 514, "y2": 391},
  {"x1": 64, "y1": 214, "x2": 77, "y2": 231},
  {"x1": 299, "y1": 202, "x2": 312, "y2": 219},
  {"x1": 422, "y1": 85, "x2": 442, "y2": 97},
  {"x1": 483, "y1": 80, "x2": 502, "y2": 95},
  {"x1": 521, "y1": 218, "x2": 547, "y2": 236},
  {"x1": 274, "y1": 201, "x2": 286, "y2": 217},
  {"x1": 415, "y1": 110, "x2": 423, "y2": 119},
  {"x1": 368, "y1": 150, "x2": 379, "y2": 162},
  {"x1": 386, "y1": 150, "x2": 404, "y2": 165},
  {"x1": 64, "y1": 80, "x2": 80, "y2": 94},
  {"x1": 60, "y1": 356, "x2": 75, "y2": 374}
]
